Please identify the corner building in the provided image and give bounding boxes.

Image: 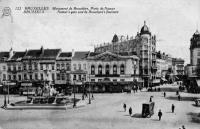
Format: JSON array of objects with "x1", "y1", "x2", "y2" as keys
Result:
[{"x1": 94, "y1": 21, "x2": 157, "y2": 87}]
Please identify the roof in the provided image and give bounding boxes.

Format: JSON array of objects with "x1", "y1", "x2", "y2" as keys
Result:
[
  {"x1": 140, "y1": 21, "x2": 151, "y2": 35},
  {"x1": 11, "y1": 52, "x2": 26, "y2": 60},
  {"x1": 0, "y1": 52, "x2": 9, "y2": 61},
  {"x1": 42, "y1": 49, "x2": 61, "y2": 59},
  {"x1": 72, "y1": 51, "x2": 90, "y2": 60},
  {"x1": 23, "y1": 49, "x2": 41, "y2": 59},
  {"x1": 59, "y1": 52, "x2": 72, "y2": 57}
]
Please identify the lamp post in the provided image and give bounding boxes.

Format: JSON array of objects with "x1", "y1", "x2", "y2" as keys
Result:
[
  {"x1": 7, "y1": 81, "x2": 9, "y2": 104},
  {"x1": 73, "y1": 78, "x2": 76, "y2": 108},
  {"x1": 88, "y1": 74, "x2": 91, "y2": 104},
  {"x1": 3, "y1": 81, "x2": 7, "y2": 108},
  {"x1": 82, "y1": 77, "x2": 84, "y2": 100}
]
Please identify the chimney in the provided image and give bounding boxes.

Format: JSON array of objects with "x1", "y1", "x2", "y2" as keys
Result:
[
  {"x1": 72, "y1": 49, "x2": 75, "y2": 57},
  {"x1": 9, "y1": 47, "x2": 14, "y2": 59},
  {"x1": 40, "y1": 46, "x2": 44, "y2": 55}
]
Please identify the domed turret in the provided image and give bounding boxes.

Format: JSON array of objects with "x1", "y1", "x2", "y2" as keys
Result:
[
  {"x1": 190, "y1": 29, "x2": 200, "y2": 49},
  {"x1": 140, "y1": 21, "x2": 151, "y2": 35},
  {"x1": 112, "y1": 34, "x2": 119, "y2": 43}
]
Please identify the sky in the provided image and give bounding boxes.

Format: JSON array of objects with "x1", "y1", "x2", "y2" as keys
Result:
[{"x1": 0, "y1": 0, "x2": 200, "y2": 64}]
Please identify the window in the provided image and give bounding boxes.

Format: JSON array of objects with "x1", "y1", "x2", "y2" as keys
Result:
[
  {"x1": 98, "y1": 79, "x2": 102, "y2": 82},
  {"x1": 78, "y1": 74, "x2": 81, "y2": 81},
  {"x1": 52, "y1": 73, "x2": 55, "y2": 80},
  {"x1": 113, "y1": 65, "x2": 117, "y2": 75},
  {"x1": 13, "y1": 65, "x2": 16, "y2": 71},
  {"x1": 56, "y1": 64, "x2": 60, "y2": 70},
  {"x1": 8, "y1": 65, "x2": 11, "y2": 71},
  {"x1": 52, "y1": 64, "x2": 55, "y2": 70},
  {"x1": 66, "y1": 63, "x2": 70, "y2": 71},
  {"x1": 40, "y1": 64, "x2": 43, "y2": 70},
  {"x1": 3, "y1": 66, "x2": 6, "y2": 71},
  {"x1": 34, "y1": 63, "x2": 38, "y2": 70},
  {"x1": 29, "y1": 64, "x2": 32, "y2": 70},
  {"x1": 83, "y1": 75, "x2": 86, "y2": 81},
  {"x1": 24, "y1": 74, "x2": 27, "y2": 80},
  {"x1": 61, "y1": 73, "x2": 65, "y2": 80},
  {"x1": 40, "y1": 73, "x2": 43, "y2": 80},
  {"x1": 8, "y1": 75, "x2": 11, "y2": 80},
  {"x1": 78, "y1": 64, "x2": 81, "y2": 70},
  {"x1": 83, "y1": 64, "x2": 86, "y2": 70},
  {"x1": 23, "y1": 64, "x2": 26, "y2": 70},
  {"x1": 91, "y1": 79, "x2": 95, "y2": 82},
  {"x1": 73, "y1": 74, "x2": 76, "y2": 80},
  {"x1": 120, "y1": 79, "x2": 125, "y2": 82},
  {"x1": 46, "y1": 64, "x2": 49, "y2": 70},
  {"x1": 91, "y1": 65, "x2": 95, "y2": 75},
  {"x1": 3, "y1": 74, "x2": 6, "y2": 80},
  {"x1": 61, "y1": 63, "x2": 65, "y2": 70},
  {"x1": 113, "y1": 79, "x2": 117, "y2": 82},
  {"x1": 18, "y1": 65, "x2": 21, "y2": 71},
  {"x1": 13, "y1": 75, "x2": 16, "y2": 80},
  {"x1": 56, "y1": 73, "x2": 60, "y2": 80},
  {"x1": 198, "y1": 51, "x2": 200, "y2": 56},
  {"x1": 98, "y1": 65, "x2": 102, "y2": 75},
  {"x1": 106, "y1": 65, "x2": 110, "y2": 75},
  {"x1": 120, "y1": 64, "x2": 125, "y2": 74},
  {"x1": 197, "y1": 58, "x2": 200, "y2": 65},
  {"x1": 73, "y1": 64, "x2": 76, "y2": 70},
  {"x1": 18, "y1": 75, "x2": 21, "y2": 81},
  {"x1": 66, "y1": 74, "x2": 70, "y2": 81},
  {"x1": 29, "y1": 74, "x2": 32, "y2": 80},
  {"x1": 35, "y1": 73, "x2": 38, "y2": 80}
]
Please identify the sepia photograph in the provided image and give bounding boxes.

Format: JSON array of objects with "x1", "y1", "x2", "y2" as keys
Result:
[{"x1": 0, "y1": 0, "x2": 200, "y2": 129}]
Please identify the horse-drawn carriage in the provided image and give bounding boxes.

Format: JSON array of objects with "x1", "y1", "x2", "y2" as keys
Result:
[{"x1": 142, "y1": 102, "x2": 155, "y2": 118}]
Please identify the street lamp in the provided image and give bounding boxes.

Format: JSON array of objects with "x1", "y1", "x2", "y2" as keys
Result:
[
  {"x1": 7, "y1": 81, "x2": 9, "y2": 104},
  {"x1": 82, "y1": 77, "x2": 85, "y2": 100},
  {"x1": 3, "y1": 81, "x2": 7, "y2": 108},
  {"x1": 88, "y1": 74, "x2": 91, "y2": 104},
  {"x1": 73, "y1": 78, "x2": 76, "y2": 108}
]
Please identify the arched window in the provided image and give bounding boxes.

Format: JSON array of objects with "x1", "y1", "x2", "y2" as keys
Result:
[
  {"x1": 113, "y1": 65, "x2": 117, "y2": 75},
  {"x1": 120, "y1": 64, "x2": 125, "y2": 74},
  {"x1": 98, "y1": 65, "x2": 102, "y2": 75},
  {"x1": 105, "y1": 65, "x2": 110, "y2": 75},
  {"x1": 91, "y1": 65, "x2": 95, "y2": 75}
]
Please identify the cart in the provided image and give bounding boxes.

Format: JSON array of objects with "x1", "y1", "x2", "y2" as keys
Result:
[{"x1": 142, "y1": 102, "x2": 155, "y2": 118}]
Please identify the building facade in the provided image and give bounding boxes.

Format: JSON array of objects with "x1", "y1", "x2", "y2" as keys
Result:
[
  {"x1": 185, "y1": 30, "x2": 200, "y2": 93},
  {"x1": 94, "y1": 21, "x2": 157, "y2": 87},
  {"x1": 86, "y1": 51, "x2": 139, "y2": 92}
]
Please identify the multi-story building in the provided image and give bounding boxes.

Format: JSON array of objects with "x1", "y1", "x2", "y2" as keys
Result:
[
  {"x1": 185, "y1": 29, "x2": 200, "y2": 93},
  {"x1": 172, "y1": 58, "x2": 185, "y2": 79},
  {"x1": 55, "y1": 52, "x2": 72, "y2": 91},
  {"x1": 0, "y1": 52, "x2": 9, "y2": 84},
  {"x1": 86, "y1": 51, "x2": 139, "y2": 92},
  {"x1": 71, "y1": 51, "x2": 89, "y2": 92},
  {"x1": 94, "y1": 21, "x2": 157, "y2": 87}
]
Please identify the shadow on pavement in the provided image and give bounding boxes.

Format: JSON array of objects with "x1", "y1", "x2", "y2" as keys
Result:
[
  {"x1": 124, "y1": 114, "x2": 131, "y2": 116},
  {"x1": 151, "y1": 118, "x2": 160, "y2": 121},
  {"x1": 187, "y1": 112, "x2": 200, "y2": 123},
  {"x1": 191, "y1": 104, "x2": 200, "y2": 107},
  {"x1": 117, "y1": 110, "x2": 125, "y2": 112},
  {"x1": 166, "y1": 96, "x2": 199, "y2": 101},
  {"x1": 131, "y1": 113, "x2": 143, "y2": 118}
]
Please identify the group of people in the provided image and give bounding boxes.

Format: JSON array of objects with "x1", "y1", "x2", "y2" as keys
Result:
[
  {"x1": 123, "y1": 103, "x2": 133, "y2": 116},
  {"x1": 35, "y1": 84, "x2": 58, "y2": 97}
]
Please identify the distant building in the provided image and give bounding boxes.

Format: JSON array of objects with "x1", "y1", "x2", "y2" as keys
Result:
[
  {"x1": 94, "y1": 21, "x2": 157, "y2": 87},
  {"x1": 172, "y1": 58, "x2": 185, "y2": 79},
  {"x1": 185, "y1": 29, "x2": 200, "y2": 93}
]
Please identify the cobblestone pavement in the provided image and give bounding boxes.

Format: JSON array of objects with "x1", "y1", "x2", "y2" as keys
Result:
[{"x1": 0, "y1": 84, "x2": 199, "y2": 129}]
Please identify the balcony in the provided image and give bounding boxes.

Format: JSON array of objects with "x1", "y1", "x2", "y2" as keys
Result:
[
  {"x1": 185, "y1": 65, "x2": 199, "y2": 77},
  {"x1": 95, "y1": 74, "x2": 120, "y2": 77}
]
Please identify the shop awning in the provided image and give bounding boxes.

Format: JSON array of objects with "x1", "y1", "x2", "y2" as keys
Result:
[
  {"x1": 161, "y1": 78, "x2": 167, "y2": 82},
  {"x1": 153, "y1": 79, "x2": 160, "y2": 83},
  {"x1": 196, "y1": 80, "x2": 200, "y2": 87}
]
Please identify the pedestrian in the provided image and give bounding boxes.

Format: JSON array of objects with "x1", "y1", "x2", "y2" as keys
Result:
[
  {"x1": 178, "y1": 95, "x2": 181, "y2": 101},
  {"x1": 123, "y1": 103, "x2": 126, "y2": 112},
  {"x1": 164, "y1": 92, "x2": 166, "y2": 97},
  {"x1": 158, "y1": 109, "x2": 162, "y2": 121},
  {"x1": 129, "y1": 107, "x2": 132, "y2": 116},
  {"x1": 182, "y1": 125, "x2": 186, "y2": 129},
  {"x1": 171, "y1": 104, "x2": 175, "y2": 113},
  {"x1": 149, "y1": 96, "x2": 153, "y2": 102}
]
